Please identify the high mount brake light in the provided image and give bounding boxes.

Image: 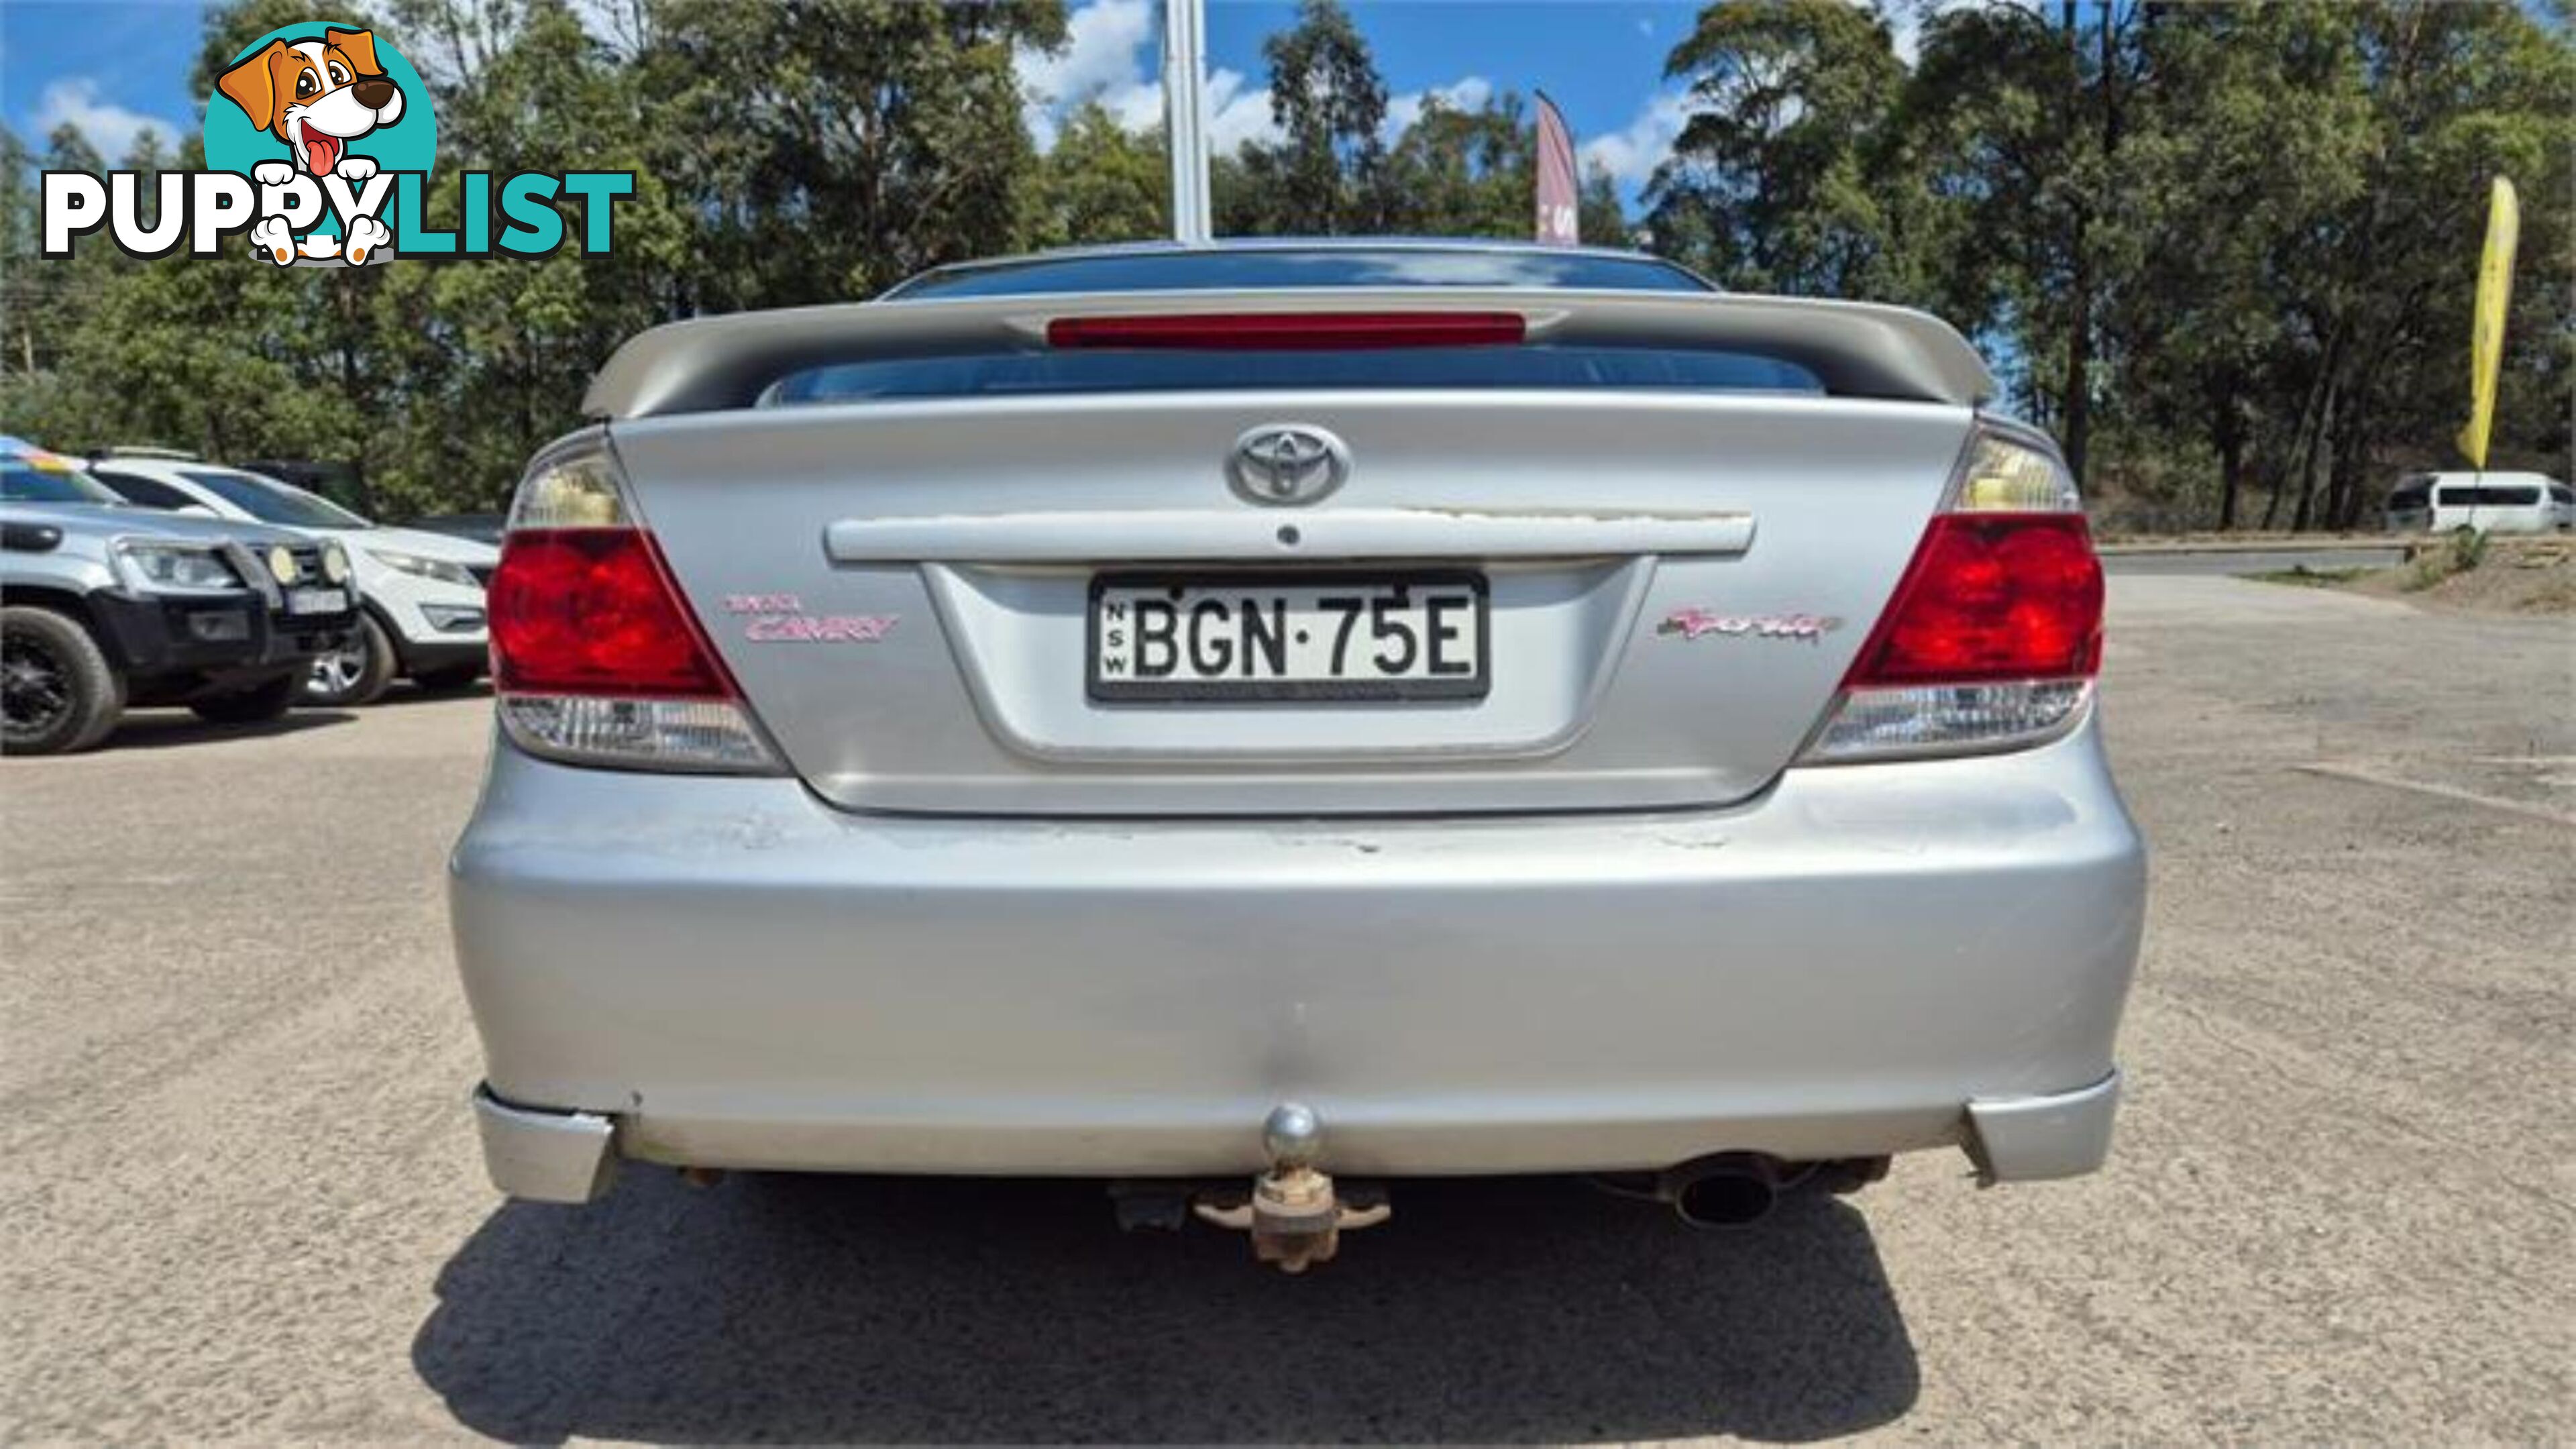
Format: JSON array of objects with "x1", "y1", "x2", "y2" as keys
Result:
[
  {"x1": 1802, "y1": 424, "x2": 2104, "y2": 764},
  {"x1": 490, "y1": 432, "x2": 777, "y2": 773},
  {"x1": 1046, "y1": 311, "x2": 1527, "y2": 351}
]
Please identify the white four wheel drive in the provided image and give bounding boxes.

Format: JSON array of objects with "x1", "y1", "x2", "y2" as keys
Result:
[{"x1": 84, "y1": 451, "x2": 498, "y2": 706}]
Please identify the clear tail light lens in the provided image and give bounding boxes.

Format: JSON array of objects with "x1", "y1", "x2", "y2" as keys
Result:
[
  {"x1": 1801, "y1": 423, "x2": 2103, "y2": 764},
  {"x1": 1806, "y1": 680, "x2": 2093, "y2": 761},
  {"x1": 488, "y1": 431, "x2": 778, "y2": 773},
  {"x1": 496, "y1": 694, "x2": 774, "y2": 772}
]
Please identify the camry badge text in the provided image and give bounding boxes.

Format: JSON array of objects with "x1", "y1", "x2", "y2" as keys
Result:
[{"x1": 724, "y1": 594, "x2": 898, "y2": 644}]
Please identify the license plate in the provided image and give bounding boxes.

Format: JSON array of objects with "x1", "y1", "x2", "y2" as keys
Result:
[
  {"x1": 1088, "y1": 571, "x2": 1489, "y2": 702},
  {"x1": 286, "y1": 587, "x2": 347, "y2": 616}
]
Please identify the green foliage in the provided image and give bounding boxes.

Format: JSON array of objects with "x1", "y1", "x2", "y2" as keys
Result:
[
  {"x1": 1644, "y1": 0, "x2": 2573, "y2": 531},
  {"x1": 1646, "y1": 0, "x2": 1916, "y2": 297},
  {"x1": 1249, "y1": 0, "x2": 1390, "y2": 233},
  {"x1": 2404, "y1": 526, "x2": 2491, "y2": 589},
  {"x1": 1032, "y1": 105, "x2": 1170, "y2": 247},
  {"x1": 4, "y1": 0, "x2": 2567, "y2": 533},
  {"x1": 5, "y1": 0, "x2": 1067, "y2": 513}
]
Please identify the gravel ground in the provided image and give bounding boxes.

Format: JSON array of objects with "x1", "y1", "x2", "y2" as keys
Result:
[
  {"x1": 2345, "y1": 536, "x2": 2576, "y2": 615},
  {"x1": 1, "y1": 574, "x2": 2568, "y2": 1444}
]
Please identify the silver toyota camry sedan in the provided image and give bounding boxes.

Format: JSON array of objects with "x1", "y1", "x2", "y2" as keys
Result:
[{"x1": 452, "y1": 240, "x2": 2143, "y2": 1270}]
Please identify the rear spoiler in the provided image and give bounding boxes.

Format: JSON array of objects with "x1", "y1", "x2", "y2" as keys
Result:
[{"x1": 582, "y1": 288, "x2": 1996, "y2": 419}]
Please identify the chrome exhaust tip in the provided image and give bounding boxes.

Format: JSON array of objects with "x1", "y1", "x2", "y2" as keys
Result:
[{"x1": 1658, "y1": 1151, "x2": 1784, "y2": 1230}]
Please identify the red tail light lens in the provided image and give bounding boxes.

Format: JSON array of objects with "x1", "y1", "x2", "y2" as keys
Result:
[
  {"x1": 1046, "y1": 311, "x2": 1526, "y2": 350},
  {"x1": 488, "y1": 527, "x2": 732, "y2": 698},
  {"x1": 1845, "y1": 513, "x2": 2103, "y2": 686}
]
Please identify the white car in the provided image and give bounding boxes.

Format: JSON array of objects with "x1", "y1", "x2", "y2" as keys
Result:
[
  {"x1": 2383, "y1": 471, "x2": 2575, "y2": 534},
  {"x1": 85, "y1": 450, "x2": 497, "y2": 705}
]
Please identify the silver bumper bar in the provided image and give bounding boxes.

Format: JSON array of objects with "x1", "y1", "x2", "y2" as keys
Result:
[
  {"x1": 468, "y1": 1071, "x2": 2125, "y2": 1207},
  {"x1": 473, "y1": 1085, "x2": 617, "y2": 1204}
]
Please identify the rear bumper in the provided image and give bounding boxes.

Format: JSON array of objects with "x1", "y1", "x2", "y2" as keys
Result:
[
  {"x1": 472, "y1": 1073, "x2": 2124, "y2": 1206},
  {"x1": 449, "y1": 715, "x2": 2145, "y2": 1191}
]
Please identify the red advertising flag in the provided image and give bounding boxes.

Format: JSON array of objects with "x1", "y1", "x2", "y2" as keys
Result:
[{"x1": 1534, "y1": 91, "x2": 1580, "y2": 246}]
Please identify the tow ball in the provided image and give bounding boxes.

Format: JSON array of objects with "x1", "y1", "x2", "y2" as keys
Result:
[{"x1": 1192, "y1": 1103, "x2": 1391, "y2": 1273}]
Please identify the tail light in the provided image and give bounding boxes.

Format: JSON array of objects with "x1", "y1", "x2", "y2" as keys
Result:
[
  {"x1": 1801, "y1": 421, "x2": 2104, "y2": 763},
  {"x1": 487, "y1": 431, "x2": 777, "y2": 773}
]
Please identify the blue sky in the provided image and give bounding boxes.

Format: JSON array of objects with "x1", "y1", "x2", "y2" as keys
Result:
[{"x1": 3, "y1": 0, "x2": 1722, "y2": 205}]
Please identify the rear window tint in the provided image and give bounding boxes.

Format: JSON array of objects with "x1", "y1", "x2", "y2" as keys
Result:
[
  {"x1": 887, "y1": 248, "x2": 1713, "y2": 299},
  {"x1": 765, "y1": 345, "x2": 1823, "y2": 406}
]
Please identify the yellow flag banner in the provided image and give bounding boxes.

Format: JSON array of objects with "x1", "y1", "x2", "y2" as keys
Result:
[{"x1": 2455, "y1": 176, "x2": 2520, "y2": 469}]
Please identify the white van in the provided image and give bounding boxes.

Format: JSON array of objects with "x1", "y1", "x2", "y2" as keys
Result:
[{"x1": 2383, "y1": 472, "x2": 2574, "y2": 534}]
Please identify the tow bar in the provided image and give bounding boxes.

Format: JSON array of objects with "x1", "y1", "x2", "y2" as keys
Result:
[{"x1": 1190, "y1": 1102, "x2": 1391, "y2": 1273}]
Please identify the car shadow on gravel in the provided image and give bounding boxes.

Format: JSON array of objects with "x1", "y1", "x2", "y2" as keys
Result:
[
  {"x1": 413, "y1": 1169, "x2": 1917, "y2": 1443},
  {"x1": 100, "y1": 708, "x2": 356, "y2": 749},
  {"x1": 368, "y1": 682, "x2": 494, "y2": 706}
]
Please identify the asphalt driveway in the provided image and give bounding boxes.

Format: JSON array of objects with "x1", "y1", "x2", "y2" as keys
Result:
[{"x1": 1, "y1": 574, "x2": 2567, "y2": 1442}]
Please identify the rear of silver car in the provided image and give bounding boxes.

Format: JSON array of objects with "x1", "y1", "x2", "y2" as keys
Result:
[{"x1": 451, "y1": 253, "x2": 2143, "y2": 1248}]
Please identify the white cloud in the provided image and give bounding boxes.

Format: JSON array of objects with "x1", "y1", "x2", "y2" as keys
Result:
[
  {"x1": 1868, "y1": 0, "x2": 1978, "y2": 68},
  {"x1": 1017, "y1": 0, "x2": 1479, "y2": 160},
  {"x1": 1201, "y1": 67, "x2": 1281, "y2": 155},
  {"x1": 33, "y1": 78, "x2": 180, "y2": 161},
  {"x1": 1884, "y1": 7, "x2": 1928, "y2": 67},
  {"x1": 1016, "y1": 0, "x2": 1287, "y2": 154},
  {"x1": 1580, "y1": 87, "x2": 1690, "y2": 187},
  {"x1": 1381, "y1": 76, "x2": 1491, "y2": 142},
  {"x1": 1016, "y1": 0, "x2": 1160, "y2": 149}
]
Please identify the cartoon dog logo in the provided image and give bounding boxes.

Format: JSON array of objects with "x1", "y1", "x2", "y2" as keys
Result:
[{"x1": 217, "y1": 28, "x2": 402, "y2": 265}]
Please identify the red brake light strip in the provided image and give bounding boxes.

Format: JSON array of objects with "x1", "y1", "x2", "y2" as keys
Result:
[{"x1": 1046, "y1": 311, "x2": 1527, "y2": 351}]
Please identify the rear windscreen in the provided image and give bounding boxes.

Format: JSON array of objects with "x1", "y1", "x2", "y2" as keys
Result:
[{"x1": 764, "y1": 345, "x2": 1824, "y2": 406}]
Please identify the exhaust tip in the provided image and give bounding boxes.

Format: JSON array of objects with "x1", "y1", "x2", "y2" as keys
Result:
[
  {"x1": 1672, "y1": 1171, "x2": 1776, "y2": 1228},
  {"x1": 1654, "y1": 1151, "x2": 1785, "y2": 1229}
]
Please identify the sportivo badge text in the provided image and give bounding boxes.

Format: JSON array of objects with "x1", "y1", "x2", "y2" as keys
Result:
[{"x1": 1657, "y1": 608, "x2": 1844, "y2": 641}]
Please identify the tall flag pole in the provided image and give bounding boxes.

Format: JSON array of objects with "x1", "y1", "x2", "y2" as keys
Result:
[
  {"x1": 1534, "y1": 91, "x2": 1580, "y2": 246},
  {"x1": 1163, "y1": 0, "x2": 1214, "y2": 244},
  {"x1": 2455, "y1": 176, "x2": 2519, "y2": 470}
]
